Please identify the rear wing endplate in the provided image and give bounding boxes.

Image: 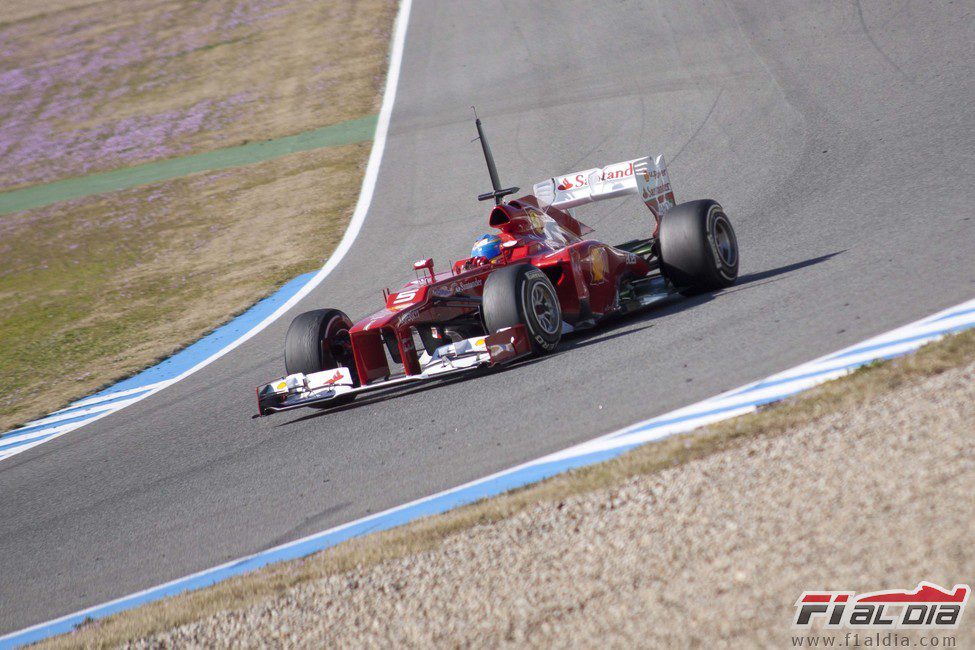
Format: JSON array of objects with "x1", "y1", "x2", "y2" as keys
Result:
[{"x1": 533, "y1": 154, "x2": 676, "y2": 220}]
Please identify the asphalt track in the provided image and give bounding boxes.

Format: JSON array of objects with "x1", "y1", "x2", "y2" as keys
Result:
[{"x1": 2, "y1": 0, "x2": 973, "y2": 633}]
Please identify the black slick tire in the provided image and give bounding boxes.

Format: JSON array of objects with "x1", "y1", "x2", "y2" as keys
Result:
[
  {"x1": 658, "y1": 199, "x2": 739, "y2": 295},
  {"x1": 482, "y1": 264, "x2": 562, "y2": 354}
]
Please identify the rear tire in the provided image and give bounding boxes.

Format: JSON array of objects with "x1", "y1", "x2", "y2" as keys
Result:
[
  {"x1": 482, "y1": 264, "x2": 562, "y2": 354},
  {"x1": 658, "y1": 199, "x2": 739, "y2": 295},
  {"x1": 284, "y1": 308, "x2": 357, "y2": 406}
]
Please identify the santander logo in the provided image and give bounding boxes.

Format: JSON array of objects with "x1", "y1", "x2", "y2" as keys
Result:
[
  {"x1": 602, "y1": 161, "x2": 635, "y2": 181},
  {"x1": 556, "y1": 162, "x2": 635, "y2": 192}
]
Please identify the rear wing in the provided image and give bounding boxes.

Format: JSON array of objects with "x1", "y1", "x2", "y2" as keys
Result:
[{"x1": 533, "y1": 154, "x2": 676, "y2": 220}]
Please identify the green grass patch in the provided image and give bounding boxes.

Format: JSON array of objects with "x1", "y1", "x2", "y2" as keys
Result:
[{"x1": 0, "y1": 115, "x2": 378, "y2": 215}]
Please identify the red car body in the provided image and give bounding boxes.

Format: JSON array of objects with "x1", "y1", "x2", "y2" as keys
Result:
[
  {"x1": 347, "y1": 195, "x2": 651, "y2": 384},
  {"x1": 256, "y1": 134, "x2": 737, "y2": 415}
]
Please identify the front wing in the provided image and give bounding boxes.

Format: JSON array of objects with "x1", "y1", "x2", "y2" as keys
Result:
[{"x1": 256, "y1": 325, "x2": 531, "y2": 415}]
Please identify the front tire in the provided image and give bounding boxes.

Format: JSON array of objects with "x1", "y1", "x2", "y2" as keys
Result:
[
  {"x1": 284, "y1": 308, "x2": 358, "y2": 406},
  {"x1": 482, "y1": 264, "x2": 562, "y2": 354},
  {"x1": 658, "y1": 199, "x2": 739, "y2": 295}
]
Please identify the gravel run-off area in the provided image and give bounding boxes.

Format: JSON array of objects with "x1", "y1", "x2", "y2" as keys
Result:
[{"x1": 124, "y1": 357, "x2": 974, "y2": 648}]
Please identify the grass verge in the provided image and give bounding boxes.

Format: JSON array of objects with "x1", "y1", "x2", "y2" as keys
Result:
[
  {"x1": 0, "y1": 144, "x2": 369, "y2": 432},
  {"x1": 0, "y1": 0, "x2": 397, "y2": 189},
  {"x1": 35, "y1": 327, "x2": 975, "y2": 648},
  {"x1": 0, "y1": 114, "x2": 377, "y2": 215},
  {"x1": 0, "y1": 0, "x2": 398, "y2": 431}
]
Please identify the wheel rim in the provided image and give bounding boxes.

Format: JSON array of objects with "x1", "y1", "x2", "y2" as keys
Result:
[
  {"x1": 329, "y1": 329, "x2": 352, "y2": 360},
  {"x1": 712, "y1": 214, "x2": 737, "y2": 267},
  {"x1": 324, "y1": 316, "x2": 353, "y2": 366},
  {"x1": 530, "y1": 283, "x2": 560, "y2": 335}
]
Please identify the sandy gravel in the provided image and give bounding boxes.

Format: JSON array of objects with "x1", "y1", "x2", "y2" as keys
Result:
[{"x1": 131, "y1": 361, "x2": 975, "y2": 648}]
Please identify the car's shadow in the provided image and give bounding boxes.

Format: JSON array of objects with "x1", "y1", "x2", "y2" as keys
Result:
[
  {"x1": 725, "y1": 250, "x2": 845, "y2": 291},
  {"x1": 274, "y1": 251, "x2": 843, "y2": 427},
  {"x1": 560, "y1": 250, "x2": 844, "y2": 351}
]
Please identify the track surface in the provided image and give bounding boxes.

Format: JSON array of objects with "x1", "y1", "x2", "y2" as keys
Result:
[{"x1": 2, "y1": 0, "x2": 973, "y2": 632}]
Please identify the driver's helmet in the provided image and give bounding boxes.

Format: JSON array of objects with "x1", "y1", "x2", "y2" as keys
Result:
[{"x1": 471, "y1": 233, "x2": 503, "y2": 262}]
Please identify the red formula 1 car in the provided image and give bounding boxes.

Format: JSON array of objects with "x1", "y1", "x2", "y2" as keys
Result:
[{"x1": 256, "y1": 116, "x2": 739, "y2": 415}]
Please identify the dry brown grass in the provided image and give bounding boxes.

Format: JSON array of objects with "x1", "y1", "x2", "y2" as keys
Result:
[
  {"x1": 0, "y1": 0, "x2": 397, "y2": 189},
  {"x1": 0, "y1": 0, "x2": 103, "y2": 24},
  {"x1": 0, "y1": 143, "x2": 369, "y2": 431},
  {"x1": 37, "y1": 327, "x2": 975, "y2": 648},
  {"x1": 0, "y1": 0, "x2": 398, "y2": 431}
]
